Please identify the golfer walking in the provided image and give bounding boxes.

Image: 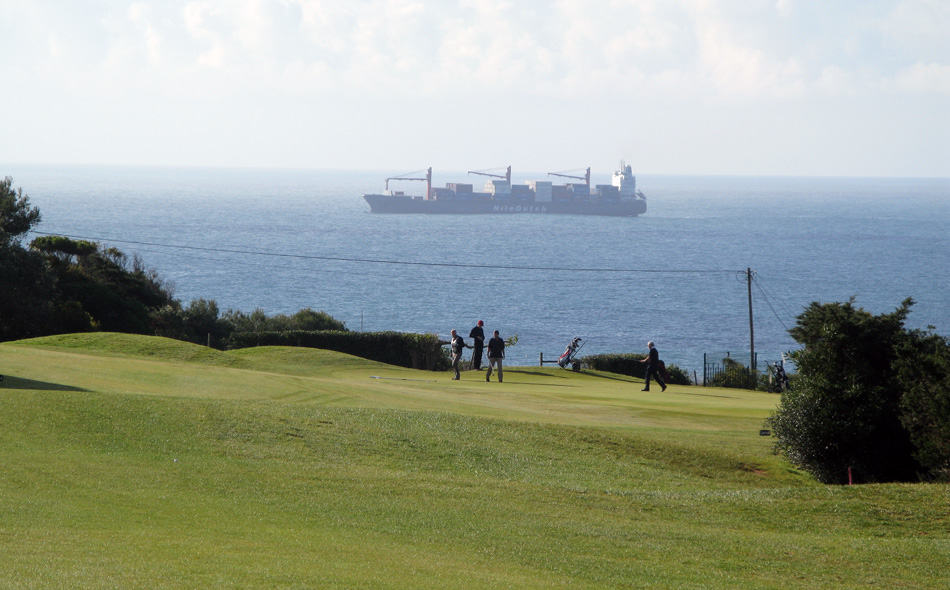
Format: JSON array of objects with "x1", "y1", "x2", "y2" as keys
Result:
[
  {"x1": 640, "y1": 341, "x2": 667, "y2": 392},
  {"x1": 485, "y1": 330, "x2": 505, "y2": 383}
]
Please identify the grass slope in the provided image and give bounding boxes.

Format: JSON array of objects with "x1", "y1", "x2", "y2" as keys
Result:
[{"x1": 1, "y1": 334, "x2": 947, "y2": 589}]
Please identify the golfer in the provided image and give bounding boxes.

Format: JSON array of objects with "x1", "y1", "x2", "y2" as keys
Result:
[
  {"x1": 640, "y1": 340, "x2": 667, "y2": 392},
  {"x1": 469, "y1": 320, "x2": 485, "y2": 370},
  {"x1": 485, "y1": 330, "x2": 505, "y2": 383},
  {"x1": 450, "y1": 329, "x2": 471, "y2": 380}
]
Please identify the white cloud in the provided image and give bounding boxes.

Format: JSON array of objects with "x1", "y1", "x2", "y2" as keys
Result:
[
  {"x1": 1, "y1": 0, "x2": 946, "y2": 174},
  {"x1": 182, "y1": 1, "x2": 229, "y2": 68},
  {"x1": 774, "y1": 0, "x2": 794, "y2": 18},
  {"x1": 892, "y1": 62, "x2": 950, "y2": 94},
  {"x1": 689, "y1": 9, "x2": 807, "y2": 100},
  {"x1": 880, "y1": 0, "x2": 950, "y2": 56},
  {"x1": 22, "y1": 0, "x2": 928, "y2": 101},
  {"x1": 815, "y1": 65, "x2": 859, "y2": 96}
]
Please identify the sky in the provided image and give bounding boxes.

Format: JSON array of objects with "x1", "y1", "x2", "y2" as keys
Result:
[{"x1": 1, "y1": 0, "x2": 948, "y2": 176}]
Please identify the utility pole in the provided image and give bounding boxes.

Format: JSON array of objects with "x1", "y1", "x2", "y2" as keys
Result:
[{"x1": 747, "y1": 267, "x2": 756, "y2": 388}]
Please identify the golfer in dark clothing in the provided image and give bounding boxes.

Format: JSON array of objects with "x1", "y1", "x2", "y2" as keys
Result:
[
  {"x1": 640, "y1": 341, "x2": 666, "y2": 392},
  {"x1": 485, "y1": 330, "x2": 505, "y2": 383},
  {"x1": 469, "y1": 320, "x2": 485, "y2": 370},
  {"x1": 450, "y1": 329, "x2": 471, "y2": 380}
]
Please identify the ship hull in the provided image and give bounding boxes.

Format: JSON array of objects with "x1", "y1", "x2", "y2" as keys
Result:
[{"x1": 363, "y1": 194, "x2": 646, "y2": 217}]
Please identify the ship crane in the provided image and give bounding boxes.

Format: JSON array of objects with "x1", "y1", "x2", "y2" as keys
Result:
[
  {"x1": 547, "y1": 167, "x2": 591, "y2": 190},
  {"x1": 385, "y1": 167, "x2": 432, "y2": 199},
  {"x1": 467, "y1": 166, "x2": 511, "y2": 184}
]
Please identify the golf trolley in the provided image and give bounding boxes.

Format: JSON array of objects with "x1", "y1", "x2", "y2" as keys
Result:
[
  {"x1": 557, "y1": 337, "x2": 585, "y2": 371},
  {"x1": 767, "y1": 361, "x2": 790, "y2": 392}
]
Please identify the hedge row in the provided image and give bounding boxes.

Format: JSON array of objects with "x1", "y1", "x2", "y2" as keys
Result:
[
  {"x1": 228, "y1": 330, "x2": 450, "y2": 371},
  {"x1": 581, "y1": 353, "x2": 692, "y2": 385}
]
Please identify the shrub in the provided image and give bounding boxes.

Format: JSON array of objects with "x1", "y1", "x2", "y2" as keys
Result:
[
  {"x1": 895, "y1": 328, "x2": 950, "y2": 480},
  {"x1": 709, "y1": 357, "x2": 756, "y2": 389},
  {"x1": 768, "y1": 298, "x2": 931, "y2": 483},
  {"x1": 581, "y1": 353, "x2": 691, "y2": 385},
  {"x1": 30, "y1": 236, "x2": 175, "y2": 336},
  {"x1": 221, "y1": 307, "x2": 346, "y2": 334}
]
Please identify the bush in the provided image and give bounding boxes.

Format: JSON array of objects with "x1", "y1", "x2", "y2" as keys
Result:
[
  {"x1": 709, "y1": 357, "x2": 756, "y2": 389},
  {"x1": 896, "y1": 329, "x2": 950, "y2": 480},
  {"x1": 767, "y1": 298, "x2": 948, "y2": 483},
  {"x1": 227, "y1": 330, "x2": 449, "y2": 371},
  {"x1": 581, "y1": 353, "x2": 691, "y2": 385},
  {"x1": 29, "y1": 236, "x2": 175, "y2": 336},
  {"x1": 221, "y1": 307, "x2": 346, "y2": 334}
]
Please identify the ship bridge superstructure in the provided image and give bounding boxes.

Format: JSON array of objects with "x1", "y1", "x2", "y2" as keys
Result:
[{"x1": 611, "y1": 161, "x2": 641, "y2": 199}]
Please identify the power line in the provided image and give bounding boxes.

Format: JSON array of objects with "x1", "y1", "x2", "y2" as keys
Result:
[
  {"x1": 124, "y1": 243, "x2": 669, "y2": 285},
  {"x1": 752, "y1": 271, "x2": 801, "y2": 320},
  {"x1": 753, "y1": 277, "x2": 793, "y2": 332},
  {"x1": 40, "y1": 237, "x2": 744, "y2": 288},
  {"x1": 30, "y1": 230, "x2": 743, "y2": 275}
]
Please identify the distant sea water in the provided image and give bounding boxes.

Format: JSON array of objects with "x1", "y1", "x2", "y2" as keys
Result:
[{"x1": 6, "y1": 164, "x2": 949, "y2": 376}]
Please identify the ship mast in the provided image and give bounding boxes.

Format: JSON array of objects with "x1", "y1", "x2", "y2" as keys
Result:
[
  {"x1": 547, "y1": 167, "x2": 591, "y2": 191},
  {"x1": 385, "y1": 167, "x2": 432, "y2": 199}
]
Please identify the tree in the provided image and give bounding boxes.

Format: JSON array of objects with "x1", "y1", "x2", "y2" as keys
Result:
[
  {"x1": 288, "y1": 308, "x2": 347, "y2": 331},
  {"x1": 0, "y1": 242, "x2": 55, "y2": 340},
  {"x1": 0, "y1": 178, "x2": 53, "y2": 339},
  {"x1": 221, "y1": 308, "x2": 270, "y2": 334},
  {"x1": 0, "y1": 176, "x2": 41, "y2": 246},
  {"x1": 220, "y1": 307, "x2": 347, "y2": 335},
  {"x1": 29, "y1": 235, "x2": 175, "y2": 335},
  {"x1": 182, "y1": 298, "x2": 229, "y2": 347},
  {"x1": 769, "y1": 298, "x2": 924, "y2": 483},
  {"x1": 151, "y1": 303, "x2": 187, "y2": 341},
  {"x1": 896, "y1": 328, "x2": 950, "y2": 480},
  {"x1": 31, "y1": 235, "x2": 97, "y2": 260}
]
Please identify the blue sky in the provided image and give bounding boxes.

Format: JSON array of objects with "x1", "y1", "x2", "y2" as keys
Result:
[{"x1": 2, "y1": 0, "x2": 948, "y2": 176}]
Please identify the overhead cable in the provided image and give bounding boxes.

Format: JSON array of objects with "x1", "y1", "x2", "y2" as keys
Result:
[{"x1": 30, "y1": 231, "x2": 743, "y2": 275}]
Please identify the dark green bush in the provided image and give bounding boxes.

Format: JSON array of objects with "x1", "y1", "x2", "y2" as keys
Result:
[
  {"x1": 581, "y1": 353, "x2": 691, "y2": 385},
  {"x1": 31, "y1": 235, "x2": 97, "y2": 258},
  {"x1": 222, "y1": 307, "x2": 346, "y2": 333},
  {"x1": 768, "y1": 298, "x2": 936, "y2": 483},
  {"x1": 228, "y1": 330, "x2": 449, "y2": 371},
  {"x1": 29, "y1": 236, "x2": 174, "y2": 336},
  {"x1": 709, "y1": 356, "x2": 757, "y2": 389},
  {"x1": 896, "y1": 329, "x2": 950, "y2": 480}
]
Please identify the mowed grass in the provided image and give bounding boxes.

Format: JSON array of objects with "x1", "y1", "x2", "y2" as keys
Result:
[{"x1": 0, "y1": 334, "x2": 947, "y2": 589}]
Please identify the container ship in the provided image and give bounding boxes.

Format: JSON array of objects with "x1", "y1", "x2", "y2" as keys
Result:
[{"x1": 363, "y1": 163, "x2": 647, "y2": 217}]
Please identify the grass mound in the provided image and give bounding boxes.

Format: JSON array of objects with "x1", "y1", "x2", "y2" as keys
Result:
[
  {"x1": 17, "y1": 332, "x2": 242, "y2": 365},
  {"x1": 1, "y1": 333, "x2": 947, "y2": 588}
]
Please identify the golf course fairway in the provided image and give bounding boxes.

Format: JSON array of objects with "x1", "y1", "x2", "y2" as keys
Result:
[{"x1": 1, "y1": 333, "x2": 947, "y2": 589}]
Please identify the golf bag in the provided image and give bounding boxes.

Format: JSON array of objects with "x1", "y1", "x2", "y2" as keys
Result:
[{"x1": 557, "y1": 337, "x2": 584, "y2": 371}]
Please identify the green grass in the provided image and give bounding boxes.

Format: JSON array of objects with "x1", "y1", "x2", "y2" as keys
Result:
[{"x1": 1, "y1": 333, "x2": 947, "y2": 589}]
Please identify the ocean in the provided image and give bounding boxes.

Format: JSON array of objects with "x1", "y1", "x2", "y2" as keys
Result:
[{"x1": 6, "y1": 164, "x2": 949, "y2": 376}]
